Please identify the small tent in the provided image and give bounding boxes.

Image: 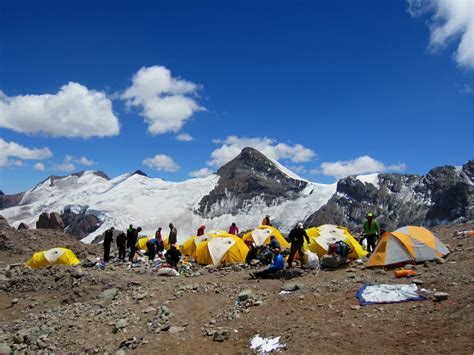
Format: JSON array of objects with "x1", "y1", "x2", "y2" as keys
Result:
[
  {"x1": 306, "y1": 224, "x2": 368, "y2": 259},
  {"x1": 26, "y1": 247, "x2": 81, "y2": 269},
  {"x1": 367, "y1": 226, "x2": 449, "y2": 267},
  {"x1": 195, "y1": 233, "x2": 249, "y2": 266},
  {"x1": 243, "y1": 226, "x2": 290, "y2": 249},
  {"x1": 182, "y1": 234, "x2": 214, "y2": 256}
]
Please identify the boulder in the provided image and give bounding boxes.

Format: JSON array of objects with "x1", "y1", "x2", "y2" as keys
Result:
[
  {"x1": 433, "y1": 292, "x2": 449, "y2": 301},
  {"x1": 36, "y1": 212, "x2": 51, "y2": 229},
  {"x1": 17, "y1": 222, "x2": 29, "y2": 230},
  {"x1": 36, "y1": 212, "x2": 64, "y2": 230},
  {"x1": 281, "y1": 281, "x2": 304, "y2": 292},
  {"x1": 238, "y1": 290, "x2": 254, "y2": 302}
]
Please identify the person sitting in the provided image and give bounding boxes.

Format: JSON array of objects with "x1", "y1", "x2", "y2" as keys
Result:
[
  {"x1": 245, "y1": 239, "x2": 257, "y2": 264},
  {"x1": 228, "y1": 223, "x2": 239, "y2": 235},
  {"x1": 250, "y1": 248, "x2": 284, "y2": 278},
  {"x1": 321, "y1": 241, "x2": 351, "y2": 269},
  {"x1": 165, "y1": 243, "x2": 181, "y2": 270},
  {"x1": 268, "y1": 236, "x2": 280, "y2": 251}
]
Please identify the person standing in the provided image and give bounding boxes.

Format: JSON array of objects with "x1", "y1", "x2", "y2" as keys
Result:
[
  {"x1": 287, "y1": 223, "x2": 310, "y2": 268},
  {"x1": 168, "y1": 223, "x2": 177, "y2": 246},
  {"x1": 103, "y1": 227, "x2": 115, "y2": 262},
  {"x1": 197, "y1": 225, "x2": 205, "y2": 236},
  {"x1": 155, "y1": 227, "x2": 164, "y2": 254},
  {"x1": 116, "y1": 230, "x2": 127, "y2": 261},
  {"x1": 362, "y1": 212, "x2": 380, "y2": 254},
  {"x1": 126, "y1": 224, "x2": 135, "y2": 253},
  {"x1": 129, "y1": 227, "x2": 142, "y2": 262},
  {"x1": 262, "y1": 215, "x2": 272, "y2": 226},
  {"x1": 228, "y1": 223, "x2": 239, "y2": 236}
]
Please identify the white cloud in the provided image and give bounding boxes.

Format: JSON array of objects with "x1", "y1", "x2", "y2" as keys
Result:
[
  {"x1": 76, "y1": 156, "x2": 96, "y2": 166},
  {"x1": 0, "y1": 138, "x2": 52, "y2": 167},
  {"x1": 208, "y1": 136, "x2": 316, "y2": 167},
  {"x1": 34, "y1": 162, "x2": 45, "y2": 171},
  {"x1": 189, "y1": 167, "x2": 214, "y2": 178},
  {"x1": 0, "y1": 82, "x2": 120, "y2": 138},
  {"x1": 176, "y1": 133, "x2": 194, "y2": 142},
  {"x1": 319, "y1": 155, "x2": 407, "y2": 179},
  {"x1": 122, "y1": 66, "x2": 205, "y2": 135},
  {"x1": 407, "y1": 0, "x2": 474, "y2": 69},
  {"x1": 143, "y1": 154, "x2": 180, "y2": 172}
]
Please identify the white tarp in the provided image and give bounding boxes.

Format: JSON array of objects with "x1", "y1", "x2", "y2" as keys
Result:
[
  {"x1": 356, "y1": 283, "x2": 426, "y2": 305},
  {"x1": 250, "y1": 334, "x2": 285, "y2": 353}
]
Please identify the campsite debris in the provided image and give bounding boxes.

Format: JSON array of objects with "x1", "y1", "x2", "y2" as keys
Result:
[
  {"x1": 433, "y1": 292, "x2": 449, "y2": 302},
  {"x1": 281, "y1": 282, "x2": 304, "y2": 292},
  {"x1": 250, "y1": 335, "x2": 285, "y2": 353}
]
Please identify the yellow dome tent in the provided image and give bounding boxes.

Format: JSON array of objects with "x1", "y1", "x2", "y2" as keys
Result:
[
  {"x1": 243, "y1": 226, "x2": 290, "y2": 249},
  {"x1": 182, "y1": 234, "x2": 213, "y2": 256},
  {"x1": 194, "y1": 233, "x2": 249, "y2": 266},
  {"x1": 306, "y1": 224, "x2": 367, "y2": 259},
  {"x1": 26, "y1": 247, "x2": 81, "y2": 269},
  {"x1": 367, "y1": 226, "x2": 449, "y2": 267}
]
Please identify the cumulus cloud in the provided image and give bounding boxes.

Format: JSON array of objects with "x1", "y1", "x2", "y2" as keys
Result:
[
  {"x1": 407, "y1": 0, "x2": 474, "y2": 69},
  {"x1": 122, "y1": 66, "x2": 205, "y2": 135},
  {"x1": 143, "y1": 154, "x2": 180, "y2": 172},
  {"x1": 176, "y1": 133, "x2": 194, "y2": 142},
  {"x1": 208, "y1": 136, "x2": 316, "y2": 167},
  {"x1": 0, "y1": 82, "x2": 120, "y2": 138},
  {"x1": 0, "y1": 138, "x2": 52, "y2": 167},
  {"x1": 189, "y1": 167, "x2": 214, "y2": 178},
  {"x1": 319, "y1": 155, "x2": 407, "y2": 179},
  {"x1": 34, "y1": 162, "x2": 45, "y2": 171}
]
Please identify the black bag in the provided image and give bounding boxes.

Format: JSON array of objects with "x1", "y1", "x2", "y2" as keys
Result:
[{"x1": 335, "y1": 241, "x2": 351, "y2": 257}]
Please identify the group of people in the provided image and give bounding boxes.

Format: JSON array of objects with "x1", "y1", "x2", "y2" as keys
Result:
[
  {"x1": 102, "y1": 222, "x2": 181, "y2": 269},
  {"x1": 102, "y1": 212, "x2": 381, "y2": 277}
]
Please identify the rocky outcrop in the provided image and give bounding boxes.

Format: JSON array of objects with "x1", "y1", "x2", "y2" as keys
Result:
[
  {"x1": 36, "y1": 212, "x2": 65, "y2": 230},
  {"x1": 61, "y1": 205, "x2": 102, "y2": 240},
  {"x1": 0, "y1": 192, "x2": 24, "y2": 210},
  {"x1": 17, "y1": 223, "x2": 29, "y2": 230},
  {"x1": 305, "y1": 160, "x2": 474, "y2": 232},
  {"x1": 198, "y1": 147, "x2": 307, "y2": 217}
]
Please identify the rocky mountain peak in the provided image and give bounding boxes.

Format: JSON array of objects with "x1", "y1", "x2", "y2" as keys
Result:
[
  {"x1": 131, "y1": 170, "x2": 148, "y2": 177},
  {"x1": 198, "y1": 147, "x2": 308, "y2": 218}
]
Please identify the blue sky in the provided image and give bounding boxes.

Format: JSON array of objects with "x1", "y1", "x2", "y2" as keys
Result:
[{"x1": 1, "y1": 0, "x2": 473, "y2": 194}]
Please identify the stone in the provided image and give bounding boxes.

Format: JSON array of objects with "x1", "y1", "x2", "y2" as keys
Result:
[
  {"x1": 250, "y1": 259, "x2": 261, "y2": 266},
  {"x1": 212, "y1": 330, "x2": 230, "y2": 342},
  {"x1": 433, "y1": 292, "x2": 449, "y2": 301},
  {"x1": 168, "y1": 326, "x2": 185, "y2": 334},
  {"x1": 281, "y1": 282, "x2": 304, "y2": 292},
  {"x1": 11, "y1": 298, "x2": 19, "y2": 305},
  {"x1": 351, "y1": 305, "x2": 361, "y2": 310},
  {"x1": 134, "y1": 293, "x2": 148, "y2": 301},
  {"x1": 238, "y1": 290, "x2": 253, "y2": 302},
  {"x1": 434, "y1": 257, "x2": 445, "y2": 265},
  {"x1": 70, "y1": 266, "x2": 85, "y2": 278},
  {"x1": 119, "y1": 337, "x2": 138, "y2": 349},
  {"x1": 115, "y1": 319, "x2": 128, "y2": 331},
  {"x1": 17, "y1": 222, "x2": 29, "y2": 230},
  {"x1": 100, "y1": 288, "x2": 120, "y2": 301},
  {"x1": 0, "y1": 343, "x2": 12, "y2": 353},
  {"x1": 412, "y1": 279, "x2": 423, "y2": 285}
]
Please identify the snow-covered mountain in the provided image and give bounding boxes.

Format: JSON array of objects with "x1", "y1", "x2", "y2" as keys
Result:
[
  {"x1": 0, "y1": 148, "x2": 336, "y2": 243},
  {"x1": 1, "y1": 148, "x2": 472, "y2": 243}
]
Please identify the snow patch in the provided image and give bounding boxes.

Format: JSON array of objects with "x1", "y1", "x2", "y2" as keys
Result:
[{"x1": 356, "y1": 173, "x2": 380, "y2": 189}]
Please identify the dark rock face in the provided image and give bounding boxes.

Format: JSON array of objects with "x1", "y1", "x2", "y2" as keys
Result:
[
  {"x1": 0, "y1": 192, "x2": 25, "y2": 210},
  {"x1": 36, "y1": 212, "x2": 65, "y2": 230},
  {"x1": 131, "y1": 170, "x2": 148, "y2": 177},
  {"x1": 61, "y1": 205, "x2": 102, "y2": 240},
  {"x1": 17, "y1": 223, "x2": 29, "y2": 230},
  {"x1": 198, "y1": 147, "x2": 307, "y2": 217},
  {"x1": 305, "y1": 160, "x2": 474, "y2": 232}
]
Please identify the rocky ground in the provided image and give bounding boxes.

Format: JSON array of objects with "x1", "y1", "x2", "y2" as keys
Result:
[{"x1": 0, "y1": 217, "x2": 473, "y2": 354}]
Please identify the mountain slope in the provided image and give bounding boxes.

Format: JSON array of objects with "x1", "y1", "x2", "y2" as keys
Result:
[
  {"x1": 0, "y1": 148, "x2": 335, "y2": 243},
  {"x1": 305, "y1": 160, "x2": 474, "y2": 231}
]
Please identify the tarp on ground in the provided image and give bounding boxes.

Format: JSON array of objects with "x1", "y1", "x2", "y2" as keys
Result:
[{"x1": 356, "y1": 283, "x2": 427, "y2": 306}]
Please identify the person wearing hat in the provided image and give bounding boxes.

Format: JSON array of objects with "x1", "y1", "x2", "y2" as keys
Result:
[
  {"x1": 245, "y1": 239, "x2": 258, "y2": 264},
  {"x1": 250, "y1": 248, "x2": 284, "y2": 278},
  {"x1": 362, "y1": 212, "x2": 380, "y2": 253},
  {"x1": 262, "y1": 214, "x2": 272, "y2": 226},
  {"x1": 287, "y1": 222, "x2": 310, "y2": 268},
  {"x1": 268, "y1": 235, "x2": 280, "y2": 251}
]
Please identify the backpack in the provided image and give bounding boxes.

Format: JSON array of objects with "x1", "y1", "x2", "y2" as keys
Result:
[{"x1": 335, "y1": 241, "x2": 351, "y2": 257}]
